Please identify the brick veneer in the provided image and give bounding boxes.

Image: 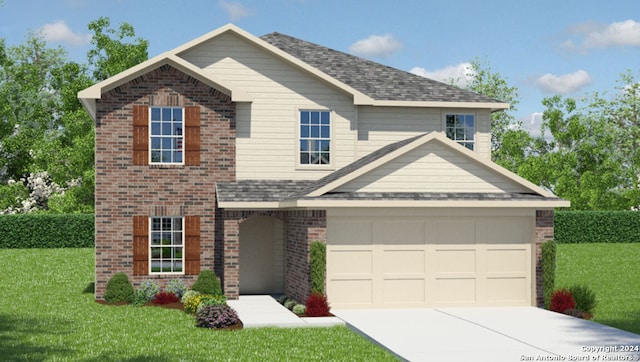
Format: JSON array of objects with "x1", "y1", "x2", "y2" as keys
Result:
[
  {"x1": 222, "y1": 210, "x2": 326, "y2": 301},
  {"x1": 535, "y1": 209, "x2": 555, "y2": 307},
  {"x1": 94, "y1": 64, "x2": 236, "y2": 299}
]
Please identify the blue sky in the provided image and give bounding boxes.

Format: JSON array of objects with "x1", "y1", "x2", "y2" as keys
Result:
[{"x1": 1, "y1": 0, "x2": 640, "y2": 133}]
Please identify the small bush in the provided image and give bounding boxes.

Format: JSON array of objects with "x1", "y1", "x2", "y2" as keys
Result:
[
  {"x1": 549, "y1": 289, "x2": 575, "y2": 313},
  {"x1": 104, "y1": 272, "x2": 134, "y2": 304},
  {"x1": 305, "y1": 293, "x2": 330, "y2": 317},
  {"x1": 541, "y1": 240, "x2": 556, "y2": 308},
  {"x1": 152, "y1": 291, "x2": 180, "y2": 305},
  {"x1": 196, "y1": 295, "x2": 228, "y2": 314},
  {"x1": 191, "y1": 270, "x2": 222, "y2": 295},
  {"x1": 292, "y1": 304, "x2": 306, "y2": 316},
  {"x1": 181, "y1": 290, "x2": 200, "y2": 304},
  {"x1": 184, "y1": 294, "x2": 213, "y2": 314},
  {"x1": 277, "y1": 295, "x2": 289, "y2": 305},
  {"x1": 196, "y1": 304, "x2": 240, "y2": 329},
  {"x1": 166, "y1": 279, "x2": 187, "y2": 299},
  {"x1": 569, "y1": 285, "x2": 597, "y2": 315},
  {"x1": 284, "y1": 299, "x2": 297, "y2": 310},
  {"x1": 137, "y1": 280, "x2": 160, "y2": 302},
  {"x1": 310, "y1": 241, "x2": 326, "y2": 294}
]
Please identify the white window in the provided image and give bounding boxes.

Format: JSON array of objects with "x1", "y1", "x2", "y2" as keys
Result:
[
  {"x1": 445, "y1": 114, "x2": 475, "y2": 150},
  {"x1": 299, "y1": 110, "x2": 331, "y2": 165},
  {"x1": 150, "y1": 107, "x2": 184, "y2": 164},
  {"x1": 150, "y1": 217, "x2": 184, "y2": 274}
]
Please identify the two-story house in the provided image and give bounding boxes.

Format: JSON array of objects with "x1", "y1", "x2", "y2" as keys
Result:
[{"x1": 79, "y1": 24, "x2": 568, "y2": 309}]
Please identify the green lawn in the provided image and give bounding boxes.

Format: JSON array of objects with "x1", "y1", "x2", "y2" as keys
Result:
[
  {"x1": 556, "y1": 243, "x2": 640, "y2": 334},
  {"x1": 0, "y1": 249, "x2": 395, "y2": 361}
]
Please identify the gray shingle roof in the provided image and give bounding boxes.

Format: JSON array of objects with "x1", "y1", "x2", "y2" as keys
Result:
[
  {"x1": 260, "y1": 32, "x2": 502, "y2": 104},
  {"x1": 216, "y1": 180, "x2": 314, "y2": 203}
]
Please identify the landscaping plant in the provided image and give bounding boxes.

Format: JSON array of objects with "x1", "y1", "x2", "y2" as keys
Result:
[
  {"x1": 284, "y1": 298, "x2": 298, "y2": 311},
  {"x1": 310, "y1": 241, "x2": 326, "y2": 294},
  {"x1": 104, "y1": 272, "x2": 134, "y2": 303},
  {"x1": 549, "y1": 288, "x2": 575, "y2": 313},
  {"x1": 293, "y1": 304, "x2": 306, "y2": 316},
  {"x1": 541, "y1": 240, "x2": 556, "y2": 308},
  {"x1": 191, "y1": 269, "x2": 222, "y2": 295},
  {"x1": 166, "y1": 279, "x2": 187, "y2": 299},
  {"x1": 569, "y1": 284, "x2": 597, "y2": 317},
  {"x1": 137, "y1": 279, "x2": 160, "y2": 301},
  {"x1": 181, "y1": 289, "x2": 200, "y2": 303},
  {"x1": 196, "y1": 304, "x2": 240, "y2": 329},
  {"x1": 195, "y1": 295, "x2": 228, "y2": 314},
  {"x1": 152, "y1": 291, "x2": 180, "y2": 305},
  {"x1": 184, "y1": 294, "x2": 211, "y2": 314},
  {"x1": 305, "y1": 293, "x2": 331, "y2": 317}
]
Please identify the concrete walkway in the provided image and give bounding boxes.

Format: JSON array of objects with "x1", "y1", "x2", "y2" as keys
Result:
[
  {"x1": 227, "y1": 295, "x2": 344, "y2": 328},
  {"x1": 332, "y1": 307, "x2": 640, "y2": 362}
]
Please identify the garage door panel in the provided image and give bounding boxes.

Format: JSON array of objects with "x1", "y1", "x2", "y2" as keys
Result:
[
  {"x1": 434, "y1": 220, "x2": 476, "y2": 244},
  {"x1": 486, "y1": 277, "x2": 528, "y2": 303},
  {"x1": 329, "y1": 250, "x2": 372, "y2": 274},
  {"x1": 328, "y1": 279, "x2": 372, "y2": 304},
  {"x1": 435, "y1": 249, "x2": 476, "y2": 274},
  {"x1": 435, "y1": 278, "x2": 476, "y2": 303},
  {"x1": 374, "y1": 221, "x2": 424, "y2": 244},
  {"x1": 383, "y1": 279, "x2": 425, "y2": 303},
  {"x1": 486, "y1": 218, "x2": 532, "y2": 244},
  {"x1": 328, "y1": 220, "x2": 372, "y2": 245},
  {"x1": 383, "y1": 250, "x2": 425, "y2": 274},
  {"x1": 486, "y1": 248, "x2": 529, "y2": 274}
]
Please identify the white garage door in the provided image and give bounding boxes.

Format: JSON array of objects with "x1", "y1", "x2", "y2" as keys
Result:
[{"x1": 326, "y1": 209, "x2": 534, "y2": 309}]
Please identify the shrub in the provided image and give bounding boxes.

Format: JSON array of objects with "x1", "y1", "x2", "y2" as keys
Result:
[
  {"x1": 305, "y1": 293, "x2": 330, "y2": 317},
  {"x1": 555, "y1": 211, "x2": 640, "y2": 243},
  {"x1": 196, "y1": 304, "x2": 240, "y2": 329},
  {"x1": 549, "y1": 289, "x2": 575, "y2": 313},
  {"x1": 196, "y1": 295, "x2": 228, "y2": 314},
  {"x1": 0, "y1": 213, "x2": 94, "y2": 248},
  {"x1": 541, "y1": 240, "x2": 557, "y2": 308},
  {"x1": 284, "y1": 299, "x2": 297, "y2": 310},
  {"x1": 104, "y1": 272, "x2": 134, "y2": 304},
  {"x1": 181, "y1": 290, "x2": 200, "y2": 304},
  {"x1": 130, "y1": 290, "x2": 148, "y2": 307},
  {"x1": 152, "y1": 291, "x2": 180, "y2": 305},
  {"x1": 184, "y1": 294, "x2": 213, "y2": 314},
  {"x1": 191, "y1": 270, "x2": 222, "y2": 295},
  {"x1": 136, "y1": 280, "x2": 160, "y2": 302},
  {"x1": 277, "y1": 295, "x2": 289, "y2": 305},
  {"x1": 310, "y1": 241, "x2": 326, "y2": 294},
  {"x1": 569, "y1": 285, "x2": 597, "y2": 316},
  {"x1": 292, "y1": 304, "x2": 306, "y2": 316},
  {"x1": 166, "y1": 279, "x2": 187, "y2": 299}
]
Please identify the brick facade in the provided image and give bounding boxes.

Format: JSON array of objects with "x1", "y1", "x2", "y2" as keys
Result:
[
  {"x1": 534, "y1": 209, "x2": 555, "y2": 307},
  {"x1": 94, "y1": 65, "x2": 236, "y2": 298}
]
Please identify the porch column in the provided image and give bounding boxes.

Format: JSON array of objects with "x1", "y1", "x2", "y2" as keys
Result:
[{"x1": 223, "y1": 216, "x2": 240, "y2": 299}]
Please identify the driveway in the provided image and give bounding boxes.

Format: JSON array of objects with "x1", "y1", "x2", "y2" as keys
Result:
[{"x1": 332, "y1": 307, "x2": 640, "y2": 362}]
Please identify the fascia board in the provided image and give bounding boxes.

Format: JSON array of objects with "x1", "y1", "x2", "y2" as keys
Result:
[
  {"x1": 362, "y1": 100, "x2": 510, "y2": 112},
  {"x1": 293, "y1": 199, "x2": 571, "y2": 208}
]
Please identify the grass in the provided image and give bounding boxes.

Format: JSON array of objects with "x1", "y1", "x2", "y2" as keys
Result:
[
  {"x1": 0, "y1": 248, "x2": 396, "y2": 361},
  {"x1": 555, "y1": 243, "x2": 640, "y2": 335}
]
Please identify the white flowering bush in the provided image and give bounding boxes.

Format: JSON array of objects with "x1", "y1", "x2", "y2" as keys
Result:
[{"x1": 0, "y1": 171, "x2": 82, "y2": 214}]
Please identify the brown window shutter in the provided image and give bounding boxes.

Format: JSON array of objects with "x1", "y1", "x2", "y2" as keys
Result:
[
  {"x1": 133, "y1": 216, "x2": 149, "y2": 275},
  {"x1": 132, "y1": 105, "x2": 149, "y2": 166},
  {"x1": 184, "y1": 215, "x2": 201, "y2": 275},
  {"x1": 184, "y1": 106, "x2": 200, "y2": 166}
]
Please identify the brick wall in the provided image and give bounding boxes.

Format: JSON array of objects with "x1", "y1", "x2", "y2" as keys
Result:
[
  {"x1": 94, "y1": 65, "x2": 236, "y2": 298},
  {"x1": 534, "y1": 209, "x2": 554, "y2": 307},
  {"x1": 221, "y1": 210, "x2": 326, "y2": 301}
]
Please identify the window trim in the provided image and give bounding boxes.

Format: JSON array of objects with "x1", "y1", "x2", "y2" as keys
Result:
[
  {"x1": 443, "y1": 112, "x2": 476, "y2": 151},
  {"x1": 148, "y1": 216, "x2": 185, "y2": 275},
  {"x1": 149, "y1": 107, "x2": 185, "y2": 165},
  {"x1": 297, "y1": 109, "x2": 333, "y2": 168}
]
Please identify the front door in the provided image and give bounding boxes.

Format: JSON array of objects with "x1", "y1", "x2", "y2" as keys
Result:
[{"x1": 239, "y1": 216, "x2": 285, "y2": 294}]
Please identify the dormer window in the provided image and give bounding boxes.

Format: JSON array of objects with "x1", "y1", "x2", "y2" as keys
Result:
[
  {"x1": 299, "y1": 110, "x2": 331, "y2": 165},
  {"x1": 445, "y1": 114, "x2": 475, "y2": 150}
]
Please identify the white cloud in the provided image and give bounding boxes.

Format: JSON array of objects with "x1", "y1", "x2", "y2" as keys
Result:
[
  {"x1": 410, "y1": 62, "x2": 473, "y2": 87},
  {"x1": 521, "y1": 112, "x2": 544, "y2": 137},
  {"x1": 349, "y1": 34, "x2": 403, "y2": 58},
  {"x1": 39, "y1": 20, "x2": 91, "y2": 47},
  {"x1": 533, "y1": 70, "x2": 593, "y2": 95},
  {"x1": 218, "y1": 1, "x2": 253, "y2": 21},
  {"x1": 562, "y1": 19, "x2": 640, "y2": 52}
]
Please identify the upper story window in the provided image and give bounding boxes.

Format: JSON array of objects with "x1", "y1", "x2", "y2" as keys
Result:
[
  {"x1": 150, "y1": 107, "x2": 184, "y2": 164},
  {"x1": 445, "y1": 114, "x2": 475, "y2": 150},
  {"x1": 299, "y1": 110, "x2": 331, "y2": 165},
  {"x1": 150, "y1": 217, "x2": 184, "y2": 274}
]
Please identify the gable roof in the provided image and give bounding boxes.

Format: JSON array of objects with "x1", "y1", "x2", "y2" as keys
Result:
[
  {"x1": 260, "y1": 32, "x2": 505, "y2": 106},
  {"x1": 217, "y1": 132, "x2": 569, "y2": 209},
  {"x1": 78, "y1": 24, "x2": 509, "y2": 120}
]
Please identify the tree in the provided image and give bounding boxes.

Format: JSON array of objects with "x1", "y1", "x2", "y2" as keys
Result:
[{"x1": 87, "y1": 17, "x2": 148, "y2": 81}]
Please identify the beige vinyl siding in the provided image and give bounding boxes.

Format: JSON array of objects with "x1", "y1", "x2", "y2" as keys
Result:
[
  {"x1": 337, "y1": 140, "x2": 530, "y2": 193},
  {"x1": 179, "y1": 32, "x2": 357, "y2": 180},
  {"x1": 356, "y1": 106, "x2": 492, "y2": 159}
]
